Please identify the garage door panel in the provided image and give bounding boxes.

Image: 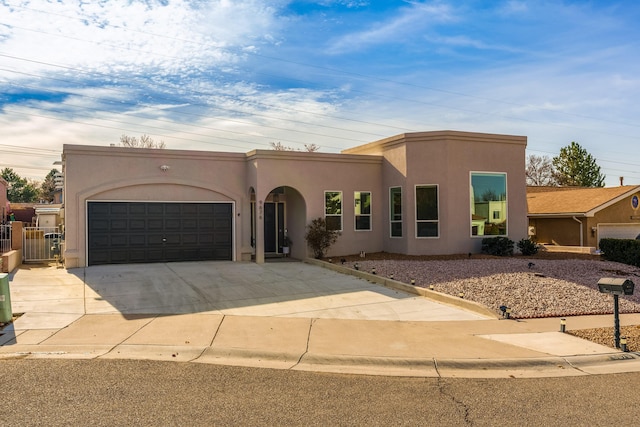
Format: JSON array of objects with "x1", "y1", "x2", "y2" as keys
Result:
[
  {"x1": 110, "y1": 235, "x2": 128, "y2": 246},
  {"x1": 128, "y1": 249, "x2": 147, "y2": 263},
  {"x1": 91, "y1": 219, "x2": 109, "y2": 231},
  {"x1": 88, "y1": 202, "x2": 233, "y2": 266},
  {"x1": 198, "y1": 204, "x2": 215, "y2": 214},
  {"x1": 146, "y1": 204, "x2": 164, "y2": 215},
  {"x1": 182, "y1": 234, "x2": 198, "y2": 245},
  {"x1": 198, "y1": 219, "x2": 215, "y2": 229},
  {"x1": 90, "y1": 251, "x2": 109, "y2": 264},
  {"x1": 111, "y1": 219, "x2": 128, "y2": 231},
  {"x1": 109, "y1": 250, "x2": 130, "y2": 263},
  {"x1": 183, "y1": 219, "x2": 198, "y2": 230},
  {"x1": 90, "y1": 203, "x2": 110, "y2": 215},
  {"x1": 165, "y1": 221, "x2": 181, "y2": 230},
  {"x1": 148, "y1": 219, "x2": 163, "y2": 230},
  {"x1": 111, "y1": 204, "x2": 130, "y2": 215},
  {"x1": 599, "y1": 224, "x2": 640, "y2": 242},
  {"x1": 130, "y1": 219, "x2": 146, "y2": 230},
  {"x1": 146, "y1": 249, "x2": 165, "y2": 262},
  {"x1": 129, "y1": 235, "x2": 146, "y2": 246},
  {"x1": 180, "y1": 204, "x2": 197, "y2": 215},
  {"x1": 164, "y1": 234, "x2": 181, "y2": 245},
  {"x1": 147, "y1": 234, "x2": 165, "y2": 246}
]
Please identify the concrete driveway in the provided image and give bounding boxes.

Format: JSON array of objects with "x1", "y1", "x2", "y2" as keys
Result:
[{"x1": 10, "y1": 260, "x2": 488, "y2": 321}]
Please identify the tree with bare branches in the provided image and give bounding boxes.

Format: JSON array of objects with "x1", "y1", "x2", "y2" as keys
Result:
[
  {"x1": 119, "y1": 134, "x2": 166, "y2": 149},
  {"x1": 526, "y1": 154, "x2": 557, "y2": 186},
  {"x1": 269, "y1": 142, "x2": 320, "y2": 152}
]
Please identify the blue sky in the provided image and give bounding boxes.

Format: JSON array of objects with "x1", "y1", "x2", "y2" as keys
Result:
[{"x1": 1, "y1": 0, "x2": 639, "y2": 186}]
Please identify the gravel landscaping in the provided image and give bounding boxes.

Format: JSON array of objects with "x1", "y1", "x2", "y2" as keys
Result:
[{"x1": 334, "y1": 252, "x2": 640, "y2": 351}]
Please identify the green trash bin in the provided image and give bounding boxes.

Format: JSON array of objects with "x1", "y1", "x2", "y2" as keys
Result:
[{"x1": 0, "y1": 273, "x2": 12, "y2": 324}]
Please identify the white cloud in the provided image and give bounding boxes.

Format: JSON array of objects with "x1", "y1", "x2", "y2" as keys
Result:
[
  {"x1": 0, "y1": 0, "x2": 281, "y2": 76},
  {"x1": 325, "y1": 1, "x2": 457, "y2": 54}
]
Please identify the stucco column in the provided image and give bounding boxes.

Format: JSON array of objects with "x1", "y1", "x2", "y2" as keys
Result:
[{"x1": 255, "y1": 199, "x2": 265, "y2": 264}]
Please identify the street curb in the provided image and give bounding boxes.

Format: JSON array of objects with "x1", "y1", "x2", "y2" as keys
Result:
[
  {"x1": 2, "y1": 342, "x2": 639, "y2": 378},
  {"x1": 305, "y1": 258, "x2": 500, "y2": 319}
]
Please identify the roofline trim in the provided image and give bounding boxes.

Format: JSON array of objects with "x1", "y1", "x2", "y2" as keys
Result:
[{"x1": 584, "y1": 186, "x2": 640, "y2": 216}]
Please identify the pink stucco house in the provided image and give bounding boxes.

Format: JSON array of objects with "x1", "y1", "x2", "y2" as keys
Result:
[{"x1": 61, "y1": 130, "x2": 528, "y2": 268}]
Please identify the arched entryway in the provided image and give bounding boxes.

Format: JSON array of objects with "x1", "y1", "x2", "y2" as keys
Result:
[{"x1": 250, "y1": 186, "x2": 306, "y2": 261}]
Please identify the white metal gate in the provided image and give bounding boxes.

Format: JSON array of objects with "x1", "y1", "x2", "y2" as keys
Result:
[{"x1": 22, "y1": 226, "x2": 62, "y2": 263}]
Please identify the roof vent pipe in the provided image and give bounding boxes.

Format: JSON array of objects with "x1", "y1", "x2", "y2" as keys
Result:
[{"x1": 620, "y1": 176, "x2": 624, "y2": 186}]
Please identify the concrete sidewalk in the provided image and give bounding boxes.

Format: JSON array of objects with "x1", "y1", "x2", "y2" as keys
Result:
[{"x1": 1, "y1": 260, "x2": 639, "y2": 378}]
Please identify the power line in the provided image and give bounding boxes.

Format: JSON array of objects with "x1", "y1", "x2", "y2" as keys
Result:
[{"x1": 4, "y1": 2, "x2": 640, "y2": 133}]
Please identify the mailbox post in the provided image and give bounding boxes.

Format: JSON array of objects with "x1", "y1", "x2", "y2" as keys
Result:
[{"x1": 597, "y1": 278, "x2": 635, "y2": 349}]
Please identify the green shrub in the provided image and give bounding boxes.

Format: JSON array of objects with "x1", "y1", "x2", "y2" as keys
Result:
[
  {"x1": 517, "y1": 238, "x2": 539, "y2": 256},
  {"x1": 481, "y1": 236, "x2": 514, "y2": 256},
  {"x1": 599, "y1": 238, "x2": 640, "y2": 267},
  {"x1": 305, "y1": 217, "x2": 340, "y2": 259}
]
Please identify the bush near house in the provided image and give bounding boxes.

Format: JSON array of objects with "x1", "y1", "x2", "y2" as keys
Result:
[
  {"x1": 599, "y1": 238, "x2": 640, "y2": 267},
  {"x1": 481, "y1": 236, "x2": 514, "y2": 257},
  {"x1": 517, "y1": 238, "x2": 539, "y2": 256},
  {"x1": 305, "y1": 217, "x2": 339, "y2": 259}
]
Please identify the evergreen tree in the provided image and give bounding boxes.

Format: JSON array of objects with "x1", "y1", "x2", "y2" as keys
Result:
[
  {"x1": 40, "y1": 169, "x2": 60, "y2": 202},
  {"x1": 1, "y1": 168, "x2": 40, "y2": 202},
  {"x1": 552, "y1": 142, "x2": 605, "y2": 187}
]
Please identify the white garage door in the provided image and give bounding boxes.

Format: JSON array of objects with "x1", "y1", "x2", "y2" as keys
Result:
[{"x1": 598, "y1": 223, "x2": 640, "y2": 243}]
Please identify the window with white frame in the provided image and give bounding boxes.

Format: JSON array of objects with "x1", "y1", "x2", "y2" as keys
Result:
[
  {"x1": 354, "y1": 191, "x2": 371, "y2": 231},
  {"x1": 324, "y1": 191, "x2": 342, "y2": 231},
  {"x1": 390, "y1": 186, "x2": 402, "y2": 237},
  {"x1": 416, "y1": 185, "x2": 438, "y2": 237},
  {"x1": 470, "y1": 172, "x2": 507, "y2": 236}
]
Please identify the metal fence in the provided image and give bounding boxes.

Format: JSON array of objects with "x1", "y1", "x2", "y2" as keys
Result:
[
  {"x1": 0, "y1": 224, "x2": 10, "y2": 255},
  {"x1": 22, "y1": 226, "x2": 62, "y2": 263}
]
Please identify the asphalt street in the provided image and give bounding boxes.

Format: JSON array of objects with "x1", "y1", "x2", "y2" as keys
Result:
[{"x1": 1, "y1": 359, "x2": 639, "y2": 426}]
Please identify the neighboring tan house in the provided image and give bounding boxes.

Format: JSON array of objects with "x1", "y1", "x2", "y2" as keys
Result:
[
  {"x1": 6, "y1": 203, "x2": 36, "y2": 226},
  {"x1": 527, "y1": 185, "x2": 640, "y2": 250},
  {"x1": 35, "y1": 205, "x2": 63, "y2": 229},
  {"x1": 61, "y1": 130, "x2": 528, "y2": 268}
]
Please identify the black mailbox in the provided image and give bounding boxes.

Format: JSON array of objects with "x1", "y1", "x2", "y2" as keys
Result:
[{"x1": 597, "y1": 278, "x2": 635, "y2": 296}]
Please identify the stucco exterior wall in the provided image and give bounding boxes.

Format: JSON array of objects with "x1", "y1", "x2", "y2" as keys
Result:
[
  {"x1": 62, "y1": 130, "x2": 528, "y2": 267},
  {"x1": 593, "y1": 194, "x2": 640, "y2": 225},
  {"x1": 408, "y1": 132, "x2": 527, "y2": 255},
  {"x1": 529, "y1": 217, "x2": 582, "y2": 246},
  {"x1": 347, "y1": 131, "x2": 528, "y2": 256},
  {"x1": 247, "y1": 151, "x2": 384, "y2": 259},
  {"x1": 63, "y1": 145, "x2": 247, "y2": 268}
]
